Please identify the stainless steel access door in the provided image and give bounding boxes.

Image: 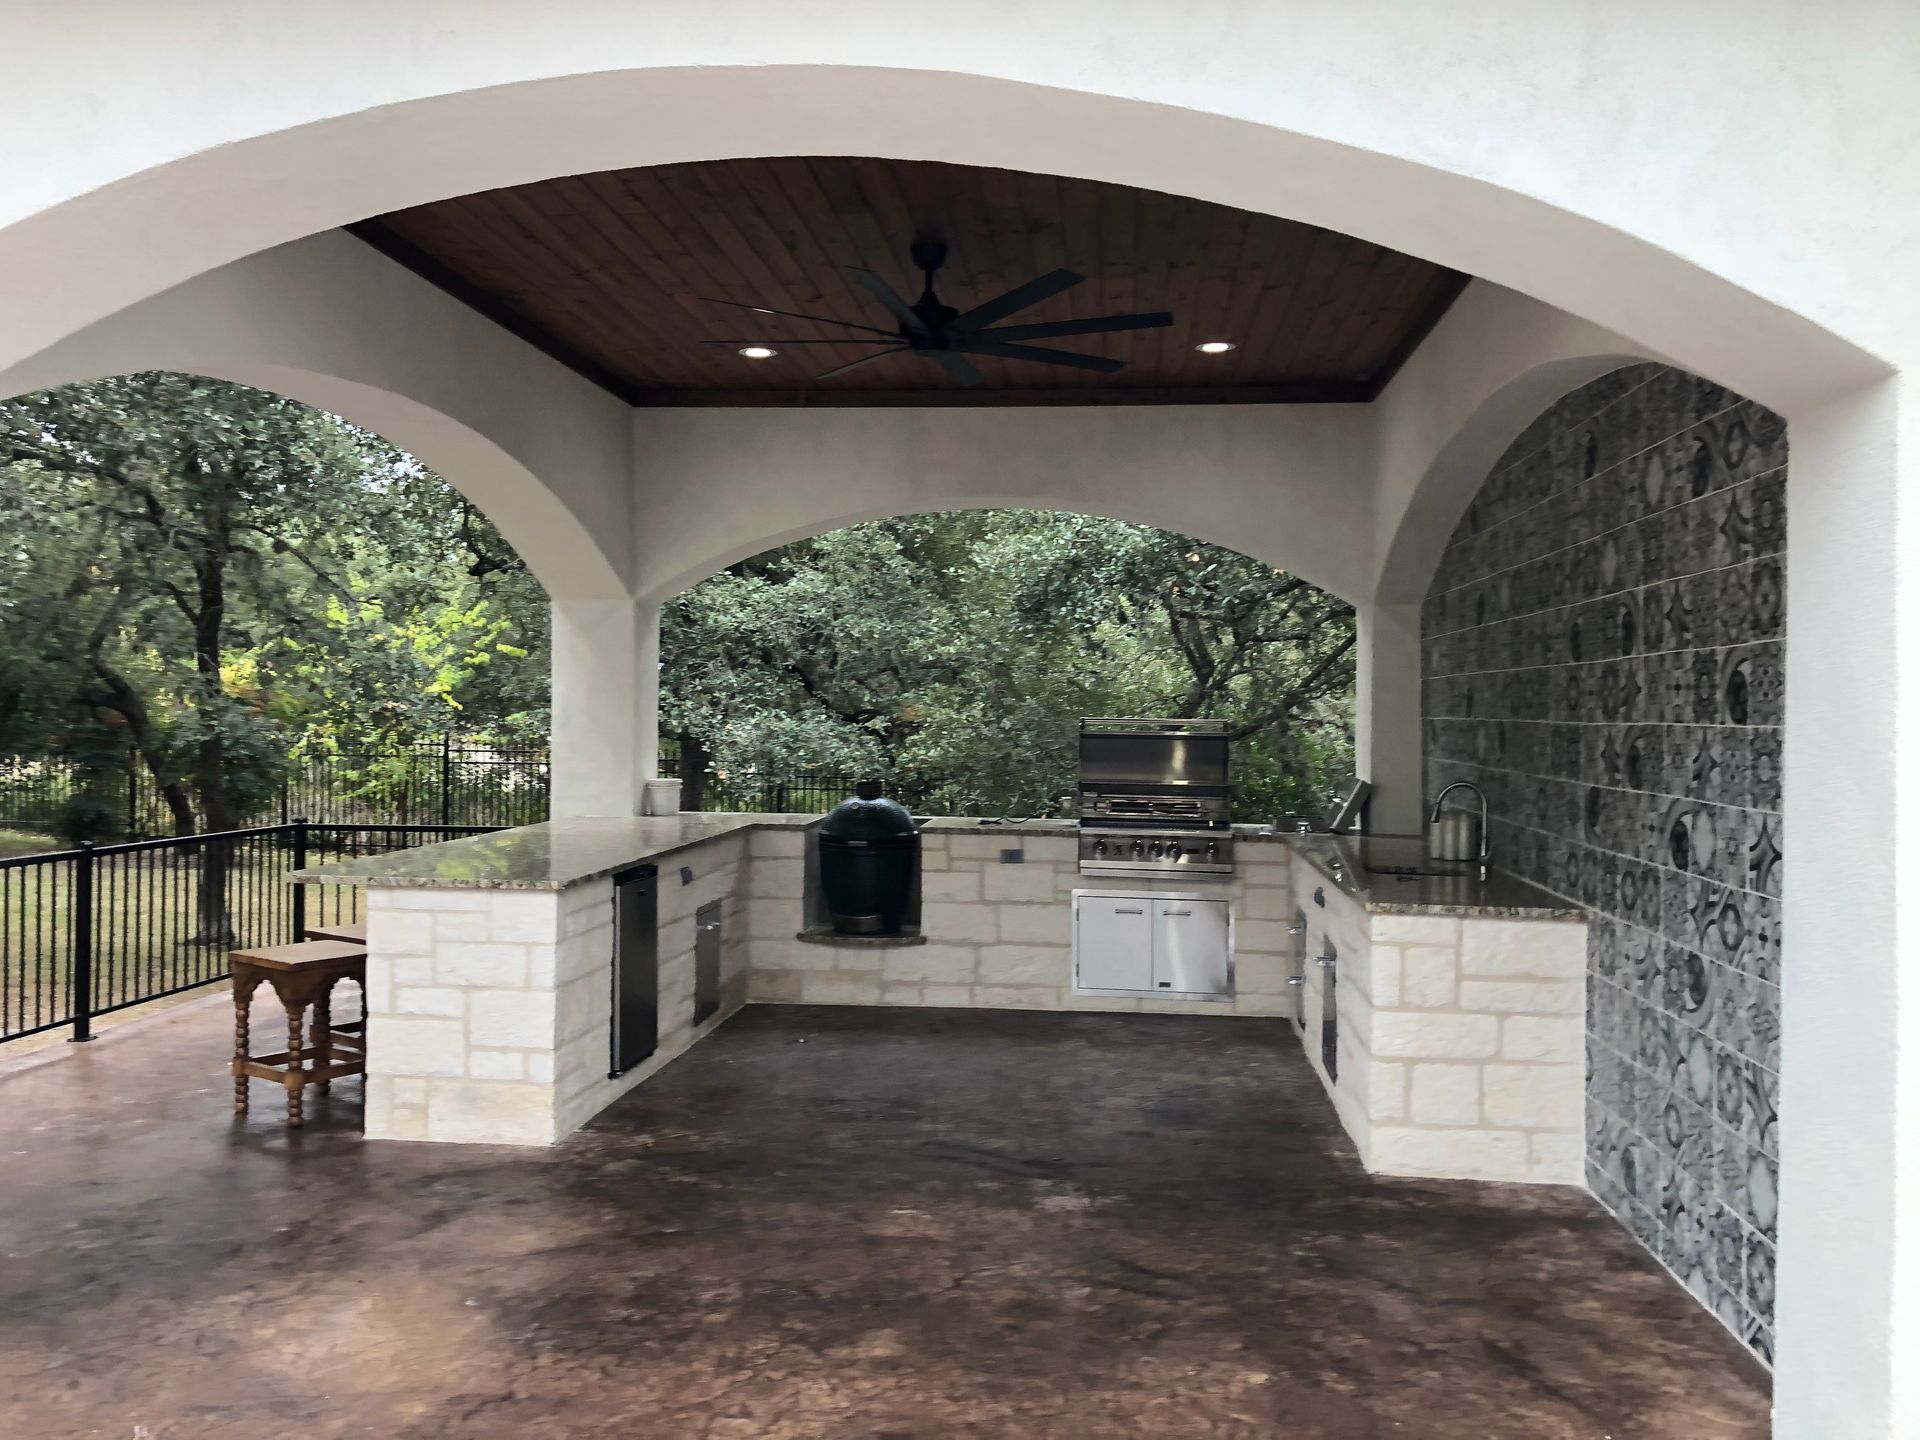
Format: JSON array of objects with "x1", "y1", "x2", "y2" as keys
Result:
[
  {"x1": 1073, "y1": 895, "x2": 1154, "y2": 992},
  {"x1": 1150, "y1": 898, "x2": 1231, "y2": 996},
  {"x1": 693, "y1": 900, "x2": 723, "y2": 1026}
]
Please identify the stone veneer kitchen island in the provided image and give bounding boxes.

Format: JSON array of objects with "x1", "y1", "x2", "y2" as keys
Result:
[
  {"x1": 1289, "y1": 834, "x2": 1589, "y2": 1184},
  {"x1": 299, "y1": 816, "x2": 1587, "y2": 1169}
]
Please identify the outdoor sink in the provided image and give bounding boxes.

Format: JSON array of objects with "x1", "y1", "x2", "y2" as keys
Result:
[{"x1": 1366, "y1": 864, "x2": 1465, "y2": 880}]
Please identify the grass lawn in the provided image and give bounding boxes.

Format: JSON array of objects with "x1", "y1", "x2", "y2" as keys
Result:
[{"x1": 0, "y1": 829, "x2": 62, "y2": 860}]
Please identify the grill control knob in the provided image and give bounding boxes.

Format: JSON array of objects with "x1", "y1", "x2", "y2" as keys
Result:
[
  {"x1": 1167, "y1": 841, "x2": 1184, "y2": 861},
  {"x1": 1150, "y1": 840, "x2": 1165, "y2": 858},
  {"x1": 1093, "y1": 838, "x2": 1108, "y2": 857},
  {"x1": 1131, "y1": 838, "x2": 1145, "y2": 858}
]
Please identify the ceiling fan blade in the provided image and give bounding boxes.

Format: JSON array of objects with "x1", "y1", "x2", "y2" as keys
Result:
[
  {"x1": 977, "y1": 311, "x2": 1172, "y2": 342},
  {"x1": 816, "y1": 348, "x2": 908, "y2": 380},
  {"x1": 697, "y1": 296, "x2": 897, "y2": 338},
  {"x1": 950, "y1": 269, "x2": 1084, "y2": 332},
  {"x1": 951, "y1": 337, "x2": 1127, "y2": 373},
  {"x1": 847, "y1": 268, "x2": 927, "y2": 333},
  {"x1": 925, "y1": 350, "x2": 984, "y2": 387}
]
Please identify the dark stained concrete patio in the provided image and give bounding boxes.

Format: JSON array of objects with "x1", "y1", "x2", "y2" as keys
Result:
[{"x1": 0, "y1": 998, "x2": 1770, "y2": 1439}]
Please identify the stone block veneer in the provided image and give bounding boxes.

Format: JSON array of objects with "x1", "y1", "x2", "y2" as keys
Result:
[
  {"x1": 359, "y1": 818, "x2": 1592, "y2": 1185},
  {"x1": 364, "y1": 832, "x2": 751, "y2": 1145},
  {"x1": 1292, "y1": 849, "x2": 1586, "y2": 1185},
  {"x1": 745, "y1": 830, "x2": 1296, "y2": 1018}
]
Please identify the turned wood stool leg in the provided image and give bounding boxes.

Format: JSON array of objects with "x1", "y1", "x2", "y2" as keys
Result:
[
  {"x1": 285, "y1": 1001, "x2": 306, "y2": 1129},
  {"x1": 314, "y1": 978, "x2": 335, "y2": 1095},
  {"x1": 232, "y1": 981, "x2": 252, "y2": 1114}
]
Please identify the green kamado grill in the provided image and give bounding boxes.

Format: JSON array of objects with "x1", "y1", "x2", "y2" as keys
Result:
[{"x1": 817, "y1": 781, "x2": 919, "y2": 934}]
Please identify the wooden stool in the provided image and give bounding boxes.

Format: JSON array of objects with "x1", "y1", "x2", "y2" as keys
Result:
[{"x1": 230, "y1": 939, "x2": 368, "y2": 1128}]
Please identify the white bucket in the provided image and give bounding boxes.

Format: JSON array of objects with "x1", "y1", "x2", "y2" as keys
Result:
[{"x1": 643, "y1": 778, "x2": 683, "y2": 816}]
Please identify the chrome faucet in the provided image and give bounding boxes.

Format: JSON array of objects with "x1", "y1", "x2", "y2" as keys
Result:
[{"x1": 1428, "y1": 780, "x2": 1490, "y2": 880}]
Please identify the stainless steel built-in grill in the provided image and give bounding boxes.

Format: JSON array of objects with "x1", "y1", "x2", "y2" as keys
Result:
[{"x1": 1077, "y1": 718, "x2": 1234, "y2": 877}]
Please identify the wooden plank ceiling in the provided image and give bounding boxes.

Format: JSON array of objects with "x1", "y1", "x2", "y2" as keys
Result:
[{"x1": 350, "y1": 157, "x2": 1468, "y2": 407}]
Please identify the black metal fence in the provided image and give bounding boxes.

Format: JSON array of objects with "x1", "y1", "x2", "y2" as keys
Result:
[
  {"x1": 3, "y1": 739, "x2": 948, "y2": 848},
  {"x1": 0, "y1": 755, "x2": 84, "y2": 834},
  {"x1": 0, "y1": 821, "x2": 491, "y2": 1046},
  {"x1": 0, "y1": 748, "x2": 1056, "y2": 1047},
  {"x1": 0, "y1": 739, "x2": 549, "y2": 840},
  {"x1": 702, "y1": 772, "x2": 870, "y2": 814},
  {"x1": 278, "y1": 740, "x2": 550, "y2": 828}
]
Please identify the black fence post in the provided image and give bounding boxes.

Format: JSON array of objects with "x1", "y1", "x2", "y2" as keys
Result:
[
  {"x1": 290, "y1": 816, "x2": 308, "y2": 943},
  {"x1": 69, "y1": 840, "x2": 95, "y2": 1043},
  {"x1": 440, "y1": 733, "x2": 454, "y2": 827}
]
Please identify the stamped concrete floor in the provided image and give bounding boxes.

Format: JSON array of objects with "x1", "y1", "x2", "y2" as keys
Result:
[{"x1": 0, "y1": 999, "x2": 1770, "y2": 1439}]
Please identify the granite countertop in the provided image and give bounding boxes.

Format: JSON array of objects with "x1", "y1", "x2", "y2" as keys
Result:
[
  {"x1": 293, "y1": 812, "x2": 1086, "y2": 891},
  {"x1": 918, "y1": 817, "x2": 1080, "y2": 836},
  {"x1": 291, "y1": 814, "x2": 808, "y2": 891},
  {"x1": 293, "y1": 811, "x2": 1584, "y2": 919},
  {"x1": 1287, "y1": 833, "x2": 1584, "y2": 920}
]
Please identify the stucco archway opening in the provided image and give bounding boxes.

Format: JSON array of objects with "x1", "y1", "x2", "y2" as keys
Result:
[
  {"x1": 0, "y1": 367, "x2": 559, "y2": 838},
  {"x1": 650, "y1": 504, "x2": 1359, "y2": 822}
]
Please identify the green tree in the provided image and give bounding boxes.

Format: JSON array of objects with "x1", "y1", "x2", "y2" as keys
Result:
[
  {"x1": 0, "y1": 373, "x2": 549, "y2": 934},
  {"x1": 992, "y1": 513, "x2": 1356, "y2": 814},
  {"x1": 660, "y1": 510, "x2": 1354, "y2": 818}
]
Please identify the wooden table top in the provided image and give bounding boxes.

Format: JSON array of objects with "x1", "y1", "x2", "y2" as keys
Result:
[
  {"x1": 304, "y1": 921, "x2": 368, "y2": 944},
  {"x1": 229, "y1": 939, "x2": 368, "y2": 971}
]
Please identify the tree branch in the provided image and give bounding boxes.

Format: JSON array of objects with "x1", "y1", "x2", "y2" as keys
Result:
[{"x1": 1225, "y1": 632, "x2": 1358, "y2": 741}]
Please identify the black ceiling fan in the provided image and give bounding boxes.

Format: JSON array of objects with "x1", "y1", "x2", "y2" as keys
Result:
[{"x1": 699, "y1": 240, "x2": 1172, "y2": 385}]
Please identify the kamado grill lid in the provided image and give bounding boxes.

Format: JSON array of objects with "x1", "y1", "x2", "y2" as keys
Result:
[{"x1": 820, "y1": 780, "x2": 917, "y2": 841}]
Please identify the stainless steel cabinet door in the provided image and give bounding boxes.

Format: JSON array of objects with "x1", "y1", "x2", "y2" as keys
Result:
[
  {"x1": 1151, "y1": 898, "x2": 1231, "y2": 996},
  {"x1": 693, "y1": 900, "x2": 723, "y2": 1026},
  {"x1": 1075, "y1": 896, "x2": 1153, "y2": 991}
]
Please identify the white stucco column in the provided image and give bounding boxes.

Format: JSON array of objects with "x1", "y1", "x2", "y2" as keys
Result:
[
  {"x1": 634, "y1": 599, "x2": 661, "y2": 792},
  {"x1": 1773, "y1": 377, "x2": 1914, "y2": 1439},
  {"x1": 1354, "y1": 602, "x2": 1425, "y2": 835},
  {"x1": 550, "y1": 596, "x2": 659, "y2": 818}
]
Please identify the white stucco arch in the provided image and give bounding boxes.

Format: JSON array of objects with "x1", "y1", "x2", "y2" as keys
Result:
[
  {"x1": 1370, "y1": 285, "x2": 1650, "y2": 608},
  {"x1": 1351, "y1": 287, "x2": 1649, "y2": 828},
  {"x1": 0, "y1": 20, "x2": 1900, "y2": 411},
  {"x1": 0, "y1": 232, "x2": 633, "y2": 606},
  {"x1": 630, "y1": 403, "x2": 1376, "y2": 606},
  {"x1": 0, "y1": 230, "x2": 649, "y2": 821},
  {"x1": 644, "y1": 490, "x2": 1356, "y2": 611}
]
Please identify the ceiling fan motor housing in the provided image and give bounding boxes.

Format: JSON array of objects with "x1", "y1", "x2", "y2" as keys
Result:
[
  {"x1": 906, "y1": 240, "x2": 959, "y2": 338},
  {"x1": 705, "y1": 242, "x2": 1173, "y2": 383},
  {"x1": 909, "y1": 239, "x2": 949, "y2": 274}
]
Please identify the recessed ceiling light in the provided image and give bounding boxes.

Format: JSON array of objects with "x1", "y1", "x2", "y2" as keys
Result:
[
  {"x1": 1195, "y1": 340, "x2": 1237, "y2": 355},
  {"x1": 737, "y1": 345, "x2": 779, "y2": 359}
]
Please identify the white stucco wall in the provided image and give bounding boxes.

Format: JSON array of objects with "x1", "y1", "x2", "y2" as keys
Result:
[
  {"x1": 1369, "y1": 283, "x2": 1643, "y2": 607},
  {"x1": 630, "y1": 403, "x2": 1376, "y2": 604},
  {"x1": 4, "y1": 7, "x2": 1919, "y2": 1432}
]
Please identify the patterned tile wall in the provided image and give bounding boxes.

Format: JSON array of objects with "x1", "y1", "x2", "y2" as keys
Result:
[{"x1": 1422, "y1": 364, "x2": 1785, "y2": 1365}]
